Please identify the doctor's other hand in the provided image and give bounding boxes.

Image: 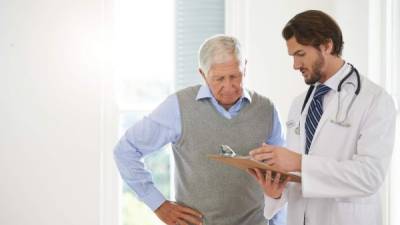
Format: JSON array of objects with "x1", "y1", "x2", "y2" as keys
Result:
[
  {"x1": 155, "y1": 200, "x2": 203, "y2": 225},
  {"x1": 247, "y1": 168, "x2": 289, "y2": 199},
  {"x1": 249, "y1": 143, "x2": 302, "y2": 172}
]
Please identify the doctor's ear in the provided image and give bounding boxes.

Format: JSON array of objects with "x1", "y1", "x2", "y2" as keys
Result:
[{"x1": 320, "y1": 39, "x2": 334, "y2": 55}]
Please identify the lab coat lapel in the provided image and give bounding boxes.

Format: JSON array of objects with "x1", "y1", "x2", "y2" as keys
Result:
[
  {"x1": 299, "y1": 96, "x2": 311, "y2": 154},
  {"x1": 309, "y1": 88, "x2": 351, "y2": 152}
]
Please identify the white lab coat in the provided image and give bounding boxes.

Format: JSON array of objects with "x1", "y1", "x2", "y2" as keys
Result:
[{"x1": 264, "y1": 66, "x2": 397, "y2": 225}]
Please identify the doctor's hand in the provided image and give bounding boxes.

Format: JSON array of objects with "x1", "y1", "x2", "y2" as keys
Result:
[
  {"x1": 155, "y1": 200, "x2": 203, "y2": 225},
  {"x1": 247, "y1": 168, "x2": 289, "y2": 199},
  {"x1": 249, "y1": 143, "x2": 302, "y2": 172}
]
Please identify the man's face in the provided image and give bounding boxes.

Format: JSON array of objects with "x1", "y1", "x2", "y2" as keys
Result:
[
  {"x1": 286, "y1": 37, "x2": 325, "y2": 85},
  {"x1": 201, "y1": 57, "x2": 244, "y2": 110}
]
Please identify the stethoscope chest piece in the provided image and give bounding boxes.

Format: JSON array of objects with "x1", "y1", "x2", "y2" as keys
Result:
[{"x1": 295, "y1": 126, "x2": 300, "y2": 135}]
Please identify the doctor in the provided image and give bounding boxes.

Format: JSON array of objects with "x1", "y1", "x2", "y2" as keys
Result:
[{"x1": 248, "y1": 10, "x2": 397, "y2": 225}]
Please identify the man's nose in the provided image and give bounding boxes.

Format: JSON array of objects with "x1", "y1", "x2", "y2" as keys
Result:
[
  {"x1": 222, "y1": 78, "x2": 233, "y2": 87},
  {"x1": 293, "y1": 58, "x2": 301, "y2": 70}
]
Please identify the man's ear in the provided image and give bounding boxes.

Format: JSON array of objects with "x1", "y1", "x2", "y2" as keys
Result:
[
  {"x1": 199, "y1": 68, "x2": 206, "y2": 79},
  {"x1": 243, "y1": 59, "x2": 247, "y2": 77},
  {"x1": 321, "y1": 39, "x2": 334, "y2": 55}
]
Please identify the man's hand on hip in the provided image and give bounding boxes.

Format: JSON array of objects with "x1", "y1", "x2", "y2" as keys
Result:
[{"x1": 155, "y1": 200, "x2": 203, "y2": 225}]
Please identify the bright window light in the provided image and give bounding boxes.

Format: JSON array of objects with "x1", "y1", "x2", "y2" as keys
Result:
[
  {"x1": 113, "y1": 0, "x2": 174, "y2": 111},
  {"x1": 113, "y1": 1, "x2": 175, "y2": 225}
]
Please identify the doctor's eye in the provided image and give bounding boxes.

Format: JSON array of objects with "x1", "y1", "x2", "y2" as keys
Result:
[
  {"x1": 297, "y1": 52, "x2": 305, "y2": 57},
  {"x1": 293, "y1": 51, "x2": 306, "y2": 57}
]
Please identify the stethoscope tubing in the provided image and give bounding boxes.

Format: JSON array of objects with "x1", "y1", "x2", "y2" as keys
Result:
[
  {"x1": 295, "y1": 63, "x2": 361, "y2": 134},
  {"x1": 300, "y1": 63, "x2": 361, "y2": 114}
]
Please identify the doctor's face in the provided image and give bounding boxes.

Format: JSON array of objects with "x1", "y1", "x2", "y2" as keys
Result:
[
  {"x1": 286, "y1": 37, "x2": 325, "y2": 85},
  {"x1": 200, "y1": 57, "x2": 244, "y2": 110}
]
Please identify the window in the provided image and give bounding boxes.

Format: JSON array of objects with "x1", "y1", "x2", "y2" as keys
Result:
[
  {"x1": 117, "y1": 112, "x2": 171, "y2": 225},
  {"x1": 113, "y1": 0, "x2": 174, "y2": 224},
  {"x1": 175, "y1": 0, "x2": 225, "y2": 90},
  {"x1": 113, "y1": 0, "x2": 224, "y2": 224}
]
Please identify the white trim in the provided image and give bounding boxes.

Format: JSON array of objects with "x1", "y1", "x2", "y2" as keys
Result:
[
  {"x1": 368, "y1": 1, "x2": 400, "y2": 225},
  {"x1": 384, "y1": 5, "x2": 392, "y2": 223},
  {"x1": 390, "y1": 119, "x2": 400, "y2": 225},
  {"x1": 368, "y1": 1, "x2": 393, "y2": 225},
  {"x1": 225, "y1": 0, "x2": 248, "y2": 57},
  {"x1": 387, "y1": 1, "x2": 400, "y2": 225},
  {"x1": 100, "y1": 0, "x2": 120, "y2": 225},
  {"x1": 386, "y1": 0, "x2": 400, "y2": 110},
  {"x1": 368, "y1": 0, "x2": 386, "y2": 85},
  {"x1": 99, "y1": 77, "x2": 120, "y2": 225},
  {"x1": 169, "y1": 146, "x2": 176, "y2": 201}
]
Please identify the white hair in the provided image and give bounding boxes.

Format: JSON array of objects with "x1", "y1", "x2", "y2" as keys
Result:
[{"x1": 198, "y1": 34, "x2": 244, "y2": 76}]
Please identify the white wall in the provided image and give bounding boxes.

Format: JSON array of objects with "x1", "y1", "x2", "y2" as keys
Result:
[{"x1": 0, "y1": 0, "x2": 114, "y2": 225}]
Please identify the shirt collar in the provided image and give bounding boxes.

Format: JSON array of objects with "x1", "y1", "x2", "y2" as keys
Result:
[
  {"x1": 195, "y1": 85, "x2": 252, "y2": 103},
  {"x1": 319, "y1": 62, "x2": 353, "y2": 92}
]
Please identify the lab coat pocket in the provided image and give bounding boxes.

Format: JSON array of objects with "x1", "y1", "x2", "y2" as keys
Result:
[
  {"x1": 331, "y1": 200, "x2": 380, "y2": 225},
  {"x1": 334, "y1": 195, "x2": 376, "y2": 204},
  {"x1": 312, "y1": 120, "x2": 358, "y2": 158}
]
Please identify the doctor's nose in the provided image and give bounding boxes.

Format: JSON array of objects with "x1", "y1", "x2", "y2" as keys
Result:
[{"x1": 293, "y1": 58, "x2": 302, "y2": 70}]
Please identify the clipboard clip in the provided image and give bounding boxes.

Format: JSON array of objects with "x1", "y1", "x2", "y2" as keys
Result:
[{"x1": 219, "y1": 145, "x2": 237, "y2": 157}]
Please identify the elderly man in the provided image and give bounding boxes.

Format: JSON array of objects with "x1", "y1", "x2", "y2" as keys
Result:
[{"x1": 114, "y1": 34, "x2": 286, "y2": 225}]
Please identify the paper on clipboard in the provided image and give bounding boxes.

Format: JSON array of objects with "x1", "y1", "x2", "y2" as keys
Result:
[{"x1": 208, "y1": 154, "x2": 301, "y2": 183}]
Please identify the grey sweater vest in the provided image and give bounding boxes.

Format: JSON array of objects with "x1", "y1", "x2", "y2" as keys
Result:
[{"x1": 172, "y1": 85, "x2": 274, "y2": 225}]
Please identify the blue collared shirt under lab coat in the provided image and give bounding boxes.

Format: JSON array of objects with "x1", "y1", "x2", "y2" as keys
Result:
[{"x1": 114, "y1": 85, "x2": 286, "y2": 225}]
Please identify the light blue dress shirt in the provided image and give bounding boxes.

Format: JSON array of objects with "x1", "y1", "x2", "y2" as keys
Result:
[{"x1": 114, "y1": 85, "x2": 286, "y2": 223}]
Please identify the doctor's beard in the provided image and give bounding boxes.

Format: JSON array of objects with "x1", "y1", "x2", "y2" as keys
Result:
[{"x1": 304, "y1": 51, "x2": 325, "y2": 85}]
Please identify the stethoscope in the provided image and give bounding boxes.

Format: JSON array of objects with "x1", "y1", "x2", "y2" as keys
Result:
[{"x1": 294, "y1": 63, "x2": 361, "y2": 135}]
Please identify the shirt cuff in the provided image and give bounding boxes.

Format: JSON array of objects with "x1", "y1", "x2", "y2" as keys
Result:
[
  {"x1": 263, "y1": 193, "x2": 287, "y2": 219},
  {"x1": 139, "y1": 186, "x2": 167, "y2": 211}
]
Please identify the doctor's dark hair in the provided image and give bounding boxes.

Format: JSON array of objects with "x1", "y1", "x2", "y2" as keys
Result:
[{"x1": 282, "y1": 10, "x2": 344, "y2": 56}]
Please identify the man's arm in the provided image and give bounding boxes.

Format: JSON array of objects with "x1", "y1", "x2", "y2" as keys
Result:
[
  {"x1": 265, "y1": 107, "x2": 285, "y2": 146},
  {"x1": 113, "y1": 94, "x2": 181, "y2": 210},
  {"x1": 263, "y1": 106, "x2": 289, "y2": 225},
  {"x1": 113, "y1": 94, "x2": 203, "y2": 225}
]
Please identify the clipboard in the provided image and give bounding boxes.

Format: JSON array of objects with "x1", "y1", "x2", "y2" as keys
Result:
[{"x1": 208, "y1": 154, "x2": 301, "y2": 183}]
